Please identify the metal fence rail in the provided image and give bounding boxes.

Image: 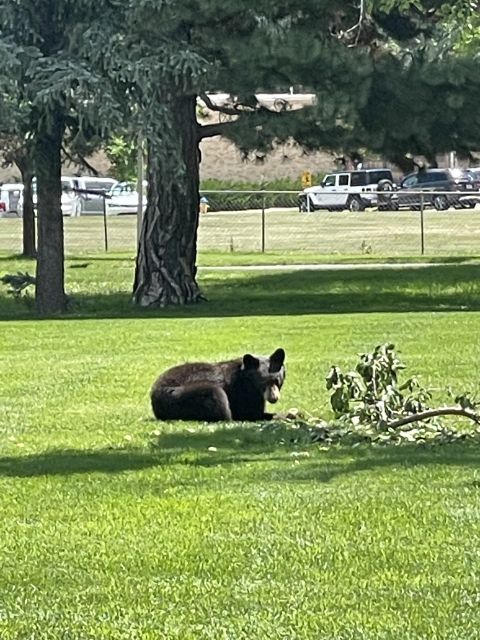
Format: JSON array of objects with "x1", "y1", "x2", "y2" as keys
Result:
[{"x1": 1, "y1": 190, "x2": 479, "y2": 258}]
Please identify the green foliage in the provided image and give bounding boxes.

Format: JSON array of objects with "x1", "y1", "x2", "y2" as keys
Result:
[
  {"x1": 326, "y1": 343, "x2": 433, "y2": 425},
  {"x1": 325, "y1": 342, "x2": 480, "y2": 440},
  {"x1": 200, "y1": 177, "x2": 318, "y2": 211},
  {"x1": 0, "y1": 271, "x2": 35, "y2": 300},
  {"x1": 200, "y1": 177, "x2": 321, "y2": 191},
  {"x1": 105, "y1": 136, "x2": 138, "y2": 182}
]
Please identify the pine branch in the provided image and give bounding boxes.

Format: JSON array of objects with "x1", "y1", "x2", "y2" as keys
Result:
[{"x1": 61, "y1": 146, "x2": 99, "y2": 176}]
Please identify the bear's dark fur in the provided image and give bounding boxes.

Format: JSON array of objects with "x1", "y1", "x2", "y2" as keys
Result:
[{"x1": 151, "y1": 348, "x2": 286, "y2": 422}]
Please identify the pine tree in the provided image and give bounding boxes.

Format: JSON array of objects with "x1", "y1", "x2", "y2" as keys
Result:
[
  {"x1": 123, "y1": 1, "x2": 370, "y2": 306},
  {"x1": 0, "y1": 0, "x2": 123, "y2": 314}
]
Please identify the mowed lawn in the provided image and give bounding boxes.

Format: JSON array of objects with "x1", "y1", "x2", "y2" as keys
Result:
[
  {"x1": 2, "y1": 206, "x2": 480, "y2": 256},
  {"x1": 1, "y1": 255, "x2": 480, "y2": 638}
]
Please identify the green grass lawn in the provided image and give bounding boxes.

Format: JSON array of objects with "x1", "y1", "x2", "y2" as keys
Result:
[{"x1": 1, "y1": 255, "x2": 480, "y2": 638}]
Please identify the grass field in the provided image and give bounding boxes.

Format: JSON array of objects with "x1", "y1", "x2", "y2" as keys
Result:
[
  {"x1": 1, "y1": 255, "x2": 480, "y2": 638},
  {"x1": 2, "y1": 206, "x2": 480, "y2": 257}
]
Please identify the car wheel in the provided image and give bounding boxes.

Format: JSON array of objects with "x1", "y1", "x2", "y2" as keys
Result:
[
  {"x1": 461, "y1": 201, "x2": 475, "y2": 209},
  {"x1": 433, "y1": 195, "x2": 449, "y2": 211},
  {"x1": 377, "y1": 179, "x2": 394, "y2": 191},
  {"x1": 347, "y1": 196, "x2": 364, "y2": 212},
  {"x1": 299, "y1": 196, "x2": 314, "y2": 212}
]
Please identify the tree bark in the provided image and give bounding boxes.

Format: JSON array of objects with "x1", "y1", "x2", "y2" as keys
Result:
[
  {"x1": 133, "y1": 96, "x2": 203, "y2": 307},
  {"x1": 18, "y1": 162, "x2": 36, "y2": 259},
  {"x1": 34, "y1": 114, "x2": 66, "y2": 315}
]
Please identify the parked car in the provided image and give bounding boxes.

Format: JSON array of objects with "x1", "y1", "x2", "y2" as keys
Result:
[
  {"x1": 18, "y1": 176, "x2": 118, "y2": 216},
  {"x1": 466, "y1": 167, "x2": 480, "y2": 187},
  {"x1": 0, "y1": 183, "x2": 23, "y2": 216},
  {"x1": 68, "y1": 176, "x2": 117, "y2": 215},
  {"x1": 299, "y1": 168, "x2": 396, "y2": 212},
  {"x1": 396, "y1": 168, "x2": 479, "y2": 210},
  {"x1": 105, "y1": 181, "x2": 147, "y2": 215}
]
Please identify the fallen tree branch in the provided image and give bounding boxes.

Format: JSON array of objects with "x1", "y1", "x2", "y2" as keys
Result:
[
  {"x1": 0, "y1": 271, "x2": 36, "y2": 299},
  {"x1": 388, "y1": 407, "x2": 480, "y2": 429}
]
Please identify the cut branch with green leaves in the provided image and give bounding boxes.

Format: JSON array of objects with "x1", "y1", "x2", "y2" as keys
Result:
[{"x1": 325, "y1": 342, "x2": 480, "y2": 431}]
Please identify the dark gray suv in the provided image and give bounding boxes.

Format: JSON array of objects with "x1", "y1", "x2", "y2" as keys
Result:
[{"x1": 396, "y1": 168, "x2": 478, "y2": 210}]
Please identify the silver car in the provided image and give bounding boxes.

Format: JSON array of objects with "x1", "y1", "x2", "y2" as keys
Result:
[{"x1": 69, "y1": 177, "x2": 117, "y2": 216}]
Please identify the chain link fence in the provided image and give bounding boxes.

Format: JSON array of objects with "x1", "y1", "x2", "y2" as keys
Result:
[{"x1": 1, "y1": 190, "x2": 479, "y2": 258}]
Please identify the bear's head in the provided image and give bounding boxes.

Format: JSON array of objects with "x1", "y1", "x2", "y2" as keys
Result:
[{"x1": 242, "y1": 348, "x2": 286, "y2": 404}]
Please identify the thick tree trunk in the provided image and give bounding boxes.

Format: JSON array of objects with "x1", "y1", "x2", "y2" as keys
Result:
[
  {"x1": 34, "y1": 115, "x2": 66, "y2": 315},
  {"x1": 133, "y1": 96, "x2": 203, "y2": 307},
  {"x1": 19, "y1": 165, "x2": 36, "y2": 259}
]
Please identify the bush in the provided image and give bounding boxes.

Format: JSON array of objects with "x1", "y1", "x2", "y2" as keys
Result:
[{"x1": 200, "y1": 176, "x2": 323, "y2": 211}]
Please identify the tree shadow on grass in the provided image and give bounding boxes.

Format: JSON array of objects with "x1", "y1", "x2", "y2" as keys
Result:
[
  {"x1": 252, "y1": 440, "x2": 480, "y2": 485},
  {"x1": 0, "y1": 448, "x2": 164, "y2": 478},
  {"x1": 2, "y1": 424, "x2": 480, "y2": 482},
  {"x1": 1, "y1": 263, "x2": 480, "y2": 321},
  {"x1": 153, "y1": 423, "x2": 480, "y2": 484}
]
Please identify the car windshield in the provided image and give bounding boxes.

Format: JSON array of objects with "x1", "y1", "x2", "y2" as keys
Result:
[
  {"x1": 119, "y1": 183, "x2": 136, "y2": 193},
  {"x1": 83, "y1": 181, "x2": 114, "y2": 192},
  {"x1": 401, "y1": 175, "x2": 418, "y2": 188}
]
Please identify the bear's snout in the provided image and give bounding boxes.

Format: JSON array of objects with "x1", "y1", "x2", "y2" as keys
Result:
[{"x1": 265, "y1": 384, "x2": 280, "y2": 404}]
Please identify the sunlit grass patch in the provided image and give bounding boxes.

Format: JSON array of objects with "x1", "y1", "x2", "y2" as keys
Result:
[{"x1": 1, "y1": 255, "x2": 480, "y2": 637}]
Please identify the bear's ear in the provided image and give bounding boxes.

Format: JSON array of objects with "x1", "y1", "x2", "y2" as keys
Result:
[
  {"x1": 269, "y1": 348, "x2": 285, "y2": 372},
  {"x1": 243, "y1": 354, "x2": 260, "y2": 370}
]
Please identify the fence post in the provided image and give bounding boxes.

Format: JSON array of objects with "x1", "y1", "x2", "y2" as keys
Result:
[
  {"x1": 261, "y1": 192, "x2": 266, "y2": 253},
  {"x1": 102, "y1": 195, "x2": 108, "y2": 252},
  {"x1": 420, "y1": 192, "x2": 425, "y2": 255}
]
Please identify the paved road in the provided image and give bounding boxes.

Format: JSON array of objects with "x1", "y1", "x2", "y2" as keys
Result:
[{"x1": 200, "y1": 262, "x2": 463, "y2": 271}]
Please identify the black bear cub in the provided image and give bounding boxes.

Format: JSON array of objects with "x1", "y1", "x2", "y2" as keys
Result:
[{"x1": 151, "y1": 348, "x2": 286, "y2": 422}]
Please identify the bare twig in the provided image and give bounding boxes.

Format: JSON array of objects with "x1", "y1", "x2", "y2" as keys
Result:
[{"x1": 342, "y1": 0, "x2": 366, "y2": 46}]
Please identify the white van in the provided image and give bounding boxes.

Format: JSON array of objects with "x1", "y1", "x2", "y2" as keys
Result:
[
  {"x1": 18, "y1": 176, "x2": 117, "y2": 216},
  {"x1": 68, "y1": 176, "x2": 117, "y2": 216},
  {"x1": 0, "y1": 183, "x2": 24, "y2": 215}
]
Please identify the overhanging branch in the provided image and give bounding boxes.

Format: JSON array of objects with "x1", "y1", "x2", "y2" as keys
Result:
[
  {"x1": 197, "y1": 120, "x2": 236, "y2": 141},
  {"x1": 61, "y1": 146, "x2": 99, "y2": 176},
  {"x1": 199, "y1": 92, "x2": 246, "y2": 116}
]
